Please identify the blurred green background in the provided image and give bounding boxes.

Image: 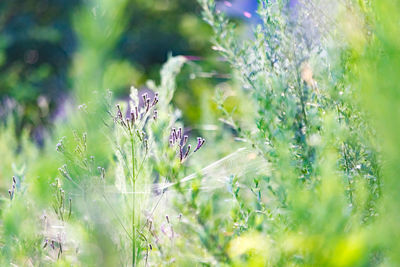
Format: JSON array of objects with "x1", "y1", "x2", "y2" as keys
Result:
[{"x1": 0, "y1": 0, "x2": 233, "y2": 143}]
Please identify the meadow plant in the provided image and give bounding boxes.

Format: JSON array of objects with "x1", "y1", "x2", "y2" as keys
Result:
[
  {"x1": 194, "y1": 0, "x2": 382, "y2": 265},
  {"x1": 51, "y1": 56, "x2": 213, "y2": 265},
  {"x1": 1, "y1": 0, "x2": 400, "y2": 266}
]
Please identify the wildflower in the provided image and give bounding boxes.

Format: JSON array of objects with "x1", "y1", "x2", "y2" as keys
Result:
[
  {"x1": 78, "y1": 104, "x2": 87, "y2": 112},
  {"x1": 194, "y1": 137, "x2": 206, "y2": 152},
  {"x1": 115, "y1": 91, "x2": 159, "y2": 132},
  {"x1": 56, "y1": 142, "x2": 63, "y2": 152},
  {"x1": 8, "y1": 176, "x2": 17, "y2": 200},
  {"x1": 56, "y1": 137, "x2": 65, "y2": 152},
  {"x1": 184, "y1": 145, "x2": 191, "y2": 159},
  {"x1": 161, "y1": 215, "x2": 174, "y2": 240},
  {"x1": 170, "y1": 127, "x2": 205, "y2": 163}
]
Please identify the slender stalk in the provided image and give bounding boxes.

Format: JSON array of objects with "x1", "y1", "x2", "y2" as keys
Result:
[
  {"x1": 342, "y1": 143, "x2": 353, "y2": 204},
  {"x1": 131, "y1": 135, "x2": 136, "y2": 267}
]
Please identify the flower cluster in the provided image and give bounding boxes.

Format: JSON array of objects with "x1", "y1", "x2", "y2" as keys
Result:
[
  {"x1": 42, "y1": 234, "x2": 64, "y2": 259},
  {"x1": 43, "y1": 238, "x2": 61, "y2": 252},
  {"x1": 170, "y1": 127, "x2": 205, "y2": 163},
  {"x1": 56, "y1": 137, "x2": 65, "y2": 152},
  {"x1": 115, "y1": 92, "x2": 159, "y2": 132},
  {"x1": 8, "y1": 176, "x2": 17, "y2": 200}
]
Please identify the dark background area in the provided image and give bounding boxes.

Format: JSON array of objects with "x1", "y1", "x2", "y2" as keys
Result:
[{"x1": 0, "y1": 0, "x2": 258, "y2": 142}]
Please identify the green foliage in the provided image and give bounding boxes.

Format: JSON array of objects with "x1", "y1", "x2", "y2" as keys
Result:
[
  {"x1": 1, "y1": 0, "x2": 399, "y2": 266},
  {"x1": 195, "y1": 0, "x2": 382, "y2": 265}
]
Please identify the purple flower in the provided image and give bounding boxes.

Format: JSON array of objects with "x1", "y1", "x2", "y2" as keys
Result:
[
  {"x1": 170, "y1": 127, "x2": 205, "y2": 163},
  {"x1": 115, "y1": 91, "x2": 159, "y2": 132},
  {"x1": 194, "y1": 137, "x2": 206, "y2": 152}
]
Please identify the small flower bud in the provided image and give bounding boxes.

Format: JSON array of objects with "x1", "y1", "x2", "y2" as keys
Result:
[
  {"x1": 142, "y1": 94, "x2": 146, "y2": 102},
  {"x1": 152, "y1": 93, "x2": 159, "y2": 106},
  {"x1": 131, "y1": 110, "x2": 135, "y2": 122},
  {"x1": 194, "y1": 138, "x2": 205, "y2": 152},
  {"x1": 183, "y1": 135, "x2": 188, "y2": 146},
  {"x1": 172, "y1": 128, "x2": 177, "y2": 140},
  {"x1": 184, "y1": 144, "x2": 191, "y2": 159},
  {"x1": 116, "y1": 104, "x2": 123, "y2": 119},
  {"x1": 146, "y1": 98, "x2": 151, "y2": 112},
  {"x1": 43, "y1": 239, "x2": 48, "y2": 248},
  {"x1": 178, "y1": 127, "x2": 182, "y2": 139}
]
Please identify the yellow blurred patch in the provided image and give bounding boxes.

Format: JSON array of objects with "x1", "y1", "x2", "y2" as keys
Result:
[
  {"x1": 331, "y1": 232, "x2": 365, "y2": 267},
  {"x1": 227, "y1": 232, "x2": 271, "y2": 267}
]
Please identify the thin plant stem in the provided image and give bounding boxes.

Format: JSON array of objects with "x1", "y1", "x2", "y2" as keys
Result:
[{"x1": 131, "y1": 134, "x2": 136, "y2": 267}]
